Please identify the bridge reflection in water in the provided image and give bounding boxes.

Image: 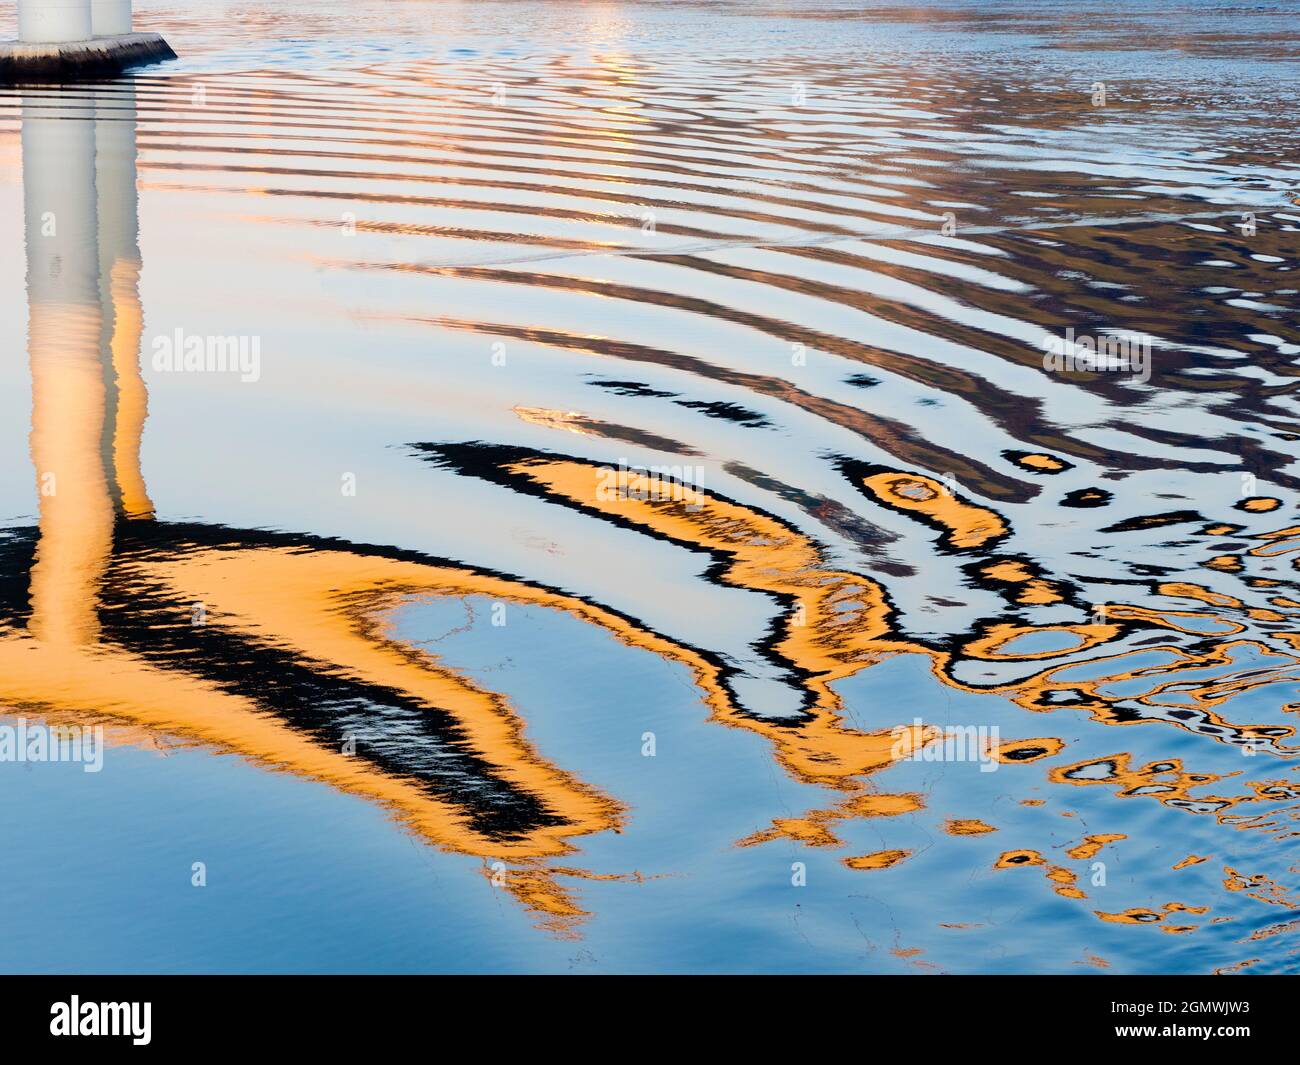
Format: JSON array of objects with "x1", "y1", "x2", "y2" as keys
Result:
[{"x1": 4, "y1": 72, "x2": 1299, "y2": 957}]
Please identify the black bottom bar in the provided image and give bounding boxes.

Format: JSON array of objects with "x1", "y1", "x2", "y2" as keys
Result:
[{"x1": 0, "y1": 973, "x2": 1286, "y2": 1051}]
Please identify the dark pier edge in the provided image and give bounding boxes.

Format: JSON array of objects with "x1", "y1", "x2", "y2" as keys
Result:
[{"x1": 0, "y1": 32, "x2": 176, "y2": 82}]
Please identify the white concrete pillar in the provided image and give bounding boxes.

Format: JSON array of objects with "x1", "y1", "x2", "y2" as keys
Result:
[
  {"x1": 18, "y1": 0, "x2": 94, "y2": 44},
  {"x1": 92, "y1": 0, "x2": 132, "y2": 37}
]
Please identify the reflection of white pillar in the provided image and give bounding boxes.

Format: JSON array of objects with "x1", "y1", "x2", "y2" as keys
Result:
[
  {"x1": 24, "y1": 97, "x2": 100, "y2": 325},
  {"x1": 96, "y1": 87, "x2": 154, "y2": 520},
  {"x1": 24, "y1": 96, "x2": 114, "y2": 645},
  {"x1": 18, "y1": 0, "x2": 94, "y2": 44},
  {"x1": 92, "y1": 0, "x2": 132, "y2": 37}
]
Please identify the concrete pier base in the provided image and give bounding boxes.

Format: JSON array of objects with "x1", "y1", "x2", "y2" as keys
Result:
[{"x1": 0, "y1": 32, "x2": 175, "y2": 82}]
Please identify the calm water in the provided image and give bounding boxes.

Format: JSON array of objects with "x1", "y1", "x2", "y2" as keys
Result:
[{"x1": 1, "y1": 0, "x2": 1299, "y2": 974}]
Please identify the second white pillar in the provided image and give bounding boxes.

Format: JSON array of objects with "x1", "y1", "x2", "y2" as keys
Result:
[{"x1": 92, "y1": 0, "x2": 133, "y2": 36}]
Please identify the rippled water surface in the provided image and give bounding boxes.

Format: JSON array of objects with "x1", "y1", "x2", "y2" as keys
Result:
[{"x1": 2, "y1": 0, "x2": 1300, "y2": 974}]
